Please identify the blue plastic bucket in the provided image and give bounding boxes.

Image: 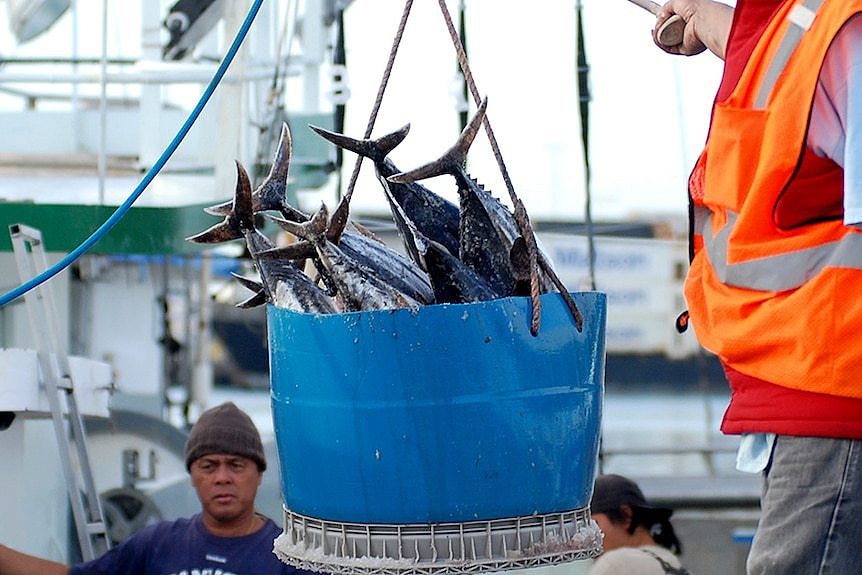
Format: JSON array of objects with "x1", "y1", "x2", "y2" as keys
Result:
[{"x1": 269, "y1": 291, "x2": 605, "y2": 524}]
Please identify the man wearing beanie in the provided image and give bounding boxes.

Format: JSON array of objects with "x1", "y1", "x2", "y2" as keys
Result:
[{"x1": 0, "y1": 402, "x2": 324, "y2": 575}]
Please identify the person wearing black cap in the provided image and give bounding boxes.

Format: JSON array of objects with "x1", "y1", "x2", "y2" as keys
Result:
[
  {"x1": 589, "y1": 474, "x2": 689, "y2": 575},
  {"x1": 0, "y1": 402, "x2": 323, "y2": 575}
]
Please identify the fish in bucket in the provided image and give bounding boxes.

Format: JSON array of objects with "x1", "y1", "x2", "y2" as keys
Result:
[{"x1": 187, "y1": 72, "x2": 606, "y2": 575}]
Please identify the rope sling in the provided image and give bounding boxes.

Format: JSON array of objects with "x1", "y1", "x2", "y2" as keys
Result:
[{"x1": 329, "y1": 0, "x2": 584, "y2": 335}]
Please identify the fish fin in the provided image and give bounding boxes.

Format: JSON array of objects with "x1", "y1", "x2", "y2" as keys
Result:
[
  {"x1": 267, "y1": 204, "x2": 328, "y2": 244},
  {"x1": 310, "y1": 125, "x2": 376, "y2": 161},
  {"x1": 251, "y1": 123, "x2": 296, "y2": 215},
  {"x1": 328, "y1": 198, "x2": 350, "y2": 244},
  {"x1": 236, "y1": 291, "x2": 267, "y2": 308},
  {"x1": 276, "y1": 204, "x2": 309, "y2": 223},
  {"x1": 207, "y1": 125, "x2": 292, "y2": 217},
  {"x1": 268, "y1": 214, "x2": 308, "y2": 240},
  {"x1": 187, "y1": 168, "x2": 253, "y2": 243},
  {"x1": 376, "y1": 124, "x2": 411, "y2": 156},
  {"x1": 230, "y1": 271, "x2": 265, "y2": 299},
  {"x1": 309, "y1": 203, "x2": 330, "y2": 238}
]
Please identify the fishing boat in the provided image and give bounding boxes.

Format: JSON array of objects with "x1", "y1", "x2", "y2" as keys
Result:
[
  {"x1": 0, "y1": 0, "x2": 342, "y2": 562},
  {"x1": 0, "y1": 2, "x2": 758, "y2": 574}
]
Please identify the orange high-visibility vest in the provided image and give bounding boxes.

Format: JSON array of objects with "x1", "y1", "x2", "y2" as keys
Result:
[{"x1": 686, "y1": 0, "x2": 862, "y2": 399}]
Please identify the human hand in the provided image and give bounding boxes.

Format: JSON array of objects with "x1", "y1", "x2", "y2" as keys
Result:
[{"x1": 654, "y1": 0, "x2": 708, "y2": 55}]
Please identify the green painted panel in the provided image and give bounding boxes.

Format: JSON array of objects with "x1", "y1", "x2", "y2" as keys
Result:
[{"x1": 0, "y1": 201, "x2": 220, "y2": 254}]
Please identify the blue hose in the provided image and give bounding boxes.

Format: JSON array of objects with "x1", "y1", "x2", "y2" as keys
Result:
[{"x1": 0, "y1": 0, "x2": 264, "y2": 309}]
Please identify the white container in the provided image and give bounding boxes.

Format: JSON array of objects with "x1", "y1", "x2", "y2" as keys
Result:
[{"x1": 0, "y1": 348, "x2": 112, "y2": 417}]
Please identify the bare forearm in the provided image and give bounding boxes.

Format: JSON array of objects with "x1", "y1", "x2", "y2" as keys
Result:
[
  {"x1": 657, "y1": 0, "x2": 734, "y2": 59},
  {"x1": 0, "y1": 545, "x2": 69, "y2": 575}
]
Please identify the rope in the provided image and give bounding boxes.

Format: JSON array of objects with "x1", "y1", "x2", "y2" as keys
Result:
[
  {"x1": 435, "y1": 0, "x2": 582, "y2": 333},
  {"x1": 0, "y1": 0, "x2": 265, "y2": 309},
  {"x1": 576, "y1": 0, "x2": 597, "y2": 291},
  {"x1": 329, "y1": 0, "x2": 414, "y2": 239}
]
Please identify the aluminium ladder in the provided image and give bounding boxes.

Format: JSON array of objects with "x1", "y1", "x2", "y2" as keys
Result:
[{"x1": 9, "y1": 223, "x2": 111, "y2": 560}]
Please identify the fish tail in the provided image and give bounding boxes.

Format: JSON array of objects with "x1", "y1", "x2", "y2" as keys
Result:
[
  {"x1": 268, "y1": 122, "x2": 292, "y2": 184},
  {"x1": 185, "y1": 220, "x2": 242, "y2": 243},
  {"x1": 203, "y1": 199, "x2": 232, "y2": 216},
  {"x1": 232, "y1": 160, "x2": 256, "y2": 231},
  {"x1": 310, "y1": 124, "x2": 410, "y2": 163},
  {"x1": 268, "y1": 203, "x2": 329, "y2": 244},
  {"x1": 387, "y1": 97, "x2": 487, "y2": 185}
]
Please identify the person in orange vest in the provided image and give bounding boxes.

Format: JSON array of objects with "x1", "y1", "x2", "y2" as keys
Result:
[{"x1": 651, "y1": 0, "x2": 862, "y2": 573}]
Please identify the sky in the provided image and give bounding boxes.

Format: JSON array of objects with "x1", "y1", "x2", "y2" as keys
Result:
[
  {"x1": 330, "y1": 0, "x2": 727, "y2": 222},
  {"x1": 0, "y1": 0, "x2": 727, "y2": 222}
]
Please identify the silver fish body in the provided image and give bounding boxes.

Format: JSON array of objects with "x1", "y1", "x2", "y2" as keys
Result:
[
  {"x1": 274, "y1": 205, "x2": 422, "y2": 312},
  {"x1": 386, "y1": 191, "x2": 497, "y2": 304}
]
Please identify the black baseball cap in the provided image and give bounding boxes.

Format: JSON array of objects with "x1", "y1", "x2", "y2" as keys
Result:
[{"x1": 590, "y1": 474, "x2": 673, "y2": 521}]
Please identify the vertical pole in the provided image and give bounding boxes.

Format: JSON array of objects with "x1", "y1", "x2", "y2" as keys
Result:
[
  {"x1": 71, "y1": 0, "x2": 80, "y2": 152},
  {"x1": 98, "y1": 0, "x2": 109, "y2": 204},
  {"x1": 576, "y1": 0, "x2": 596, "y2": 291},
  {"x1": 139, "y1": 0, "x2": 164, "y2": 171},
  {"x1": 457, "y1": 0, "x2": 468, "y2": 131},
  {"x1": 216, "y1": 0, "x2": 250, "y2": 201}
]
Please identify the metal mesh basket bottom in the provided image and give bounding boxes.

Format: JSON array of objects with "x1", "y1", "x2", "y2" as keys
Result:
[{"x1": 274, "y1": 507, "x2": 603, "y2": 575}]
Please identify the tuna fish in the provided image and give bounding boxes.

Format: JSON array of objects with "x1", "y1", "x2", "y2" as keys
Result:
[
  {"x1": 308, "y1": 123, "x2": 461, "y2": 264},
  {"x1": 337, "y1": 230, "x2": 434, "y2": 305},
  {"x1": 388, "y1": 98, "x2": 546, "y2": 297},
  {"x1": 185, "y1": 109, "x2": 581, "y2": 330},
  {"x1": 388, "y1": 98, "x2": 584, "y2": 333},
  {"x1": 186, "y1": 161, "x2": 336, "y2": 314}
]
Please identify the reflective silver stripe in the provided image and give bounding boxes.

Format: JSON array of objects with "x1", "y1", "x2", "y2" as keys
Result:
[
  {"x1": 754, "y1": 0, "x2": 825, "y2": 108},
  {"x1": 699, "y1": 210, "x2": 862, "y2": 292},
  {"x1": 693, "y1": 205, "x2": 710, "y2": 238}
]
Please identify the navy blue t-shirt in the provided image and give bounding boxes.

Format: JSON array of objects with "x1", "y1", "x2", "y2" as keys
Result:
[{"x1": 69, "y1": 514, "x2": 318, "y2": 575}]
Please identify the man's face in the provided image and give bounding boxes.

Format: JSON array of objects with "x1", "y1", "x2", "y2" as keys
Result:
[{"x1": 190, "y1": 454, "x2": 263, "y2": 526}]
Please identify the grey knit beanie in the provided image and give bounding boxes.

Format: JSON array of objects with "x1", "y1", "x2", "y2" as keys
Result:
[{"x1": 184, "y1": 402, "x2": 267, "y2": 471}]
